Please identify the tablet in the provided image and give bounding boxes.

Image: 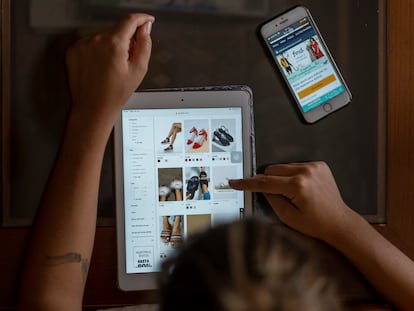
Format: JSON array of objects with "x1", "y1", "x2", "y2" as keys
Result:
[{"x1": 114, "y1": 86, "x2": 255, "y2": 291}]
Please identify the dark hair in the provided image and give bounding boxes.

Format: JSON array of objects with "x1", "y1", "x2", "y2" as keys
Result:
[{"x1": 159, "y1": 217, "x2": 342, "y2": 311}]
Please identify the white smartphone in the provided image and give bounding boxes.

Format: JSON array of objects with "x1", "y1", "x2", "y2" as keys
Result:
[{"x1": 259, "y1": 6, "x2": 352, "y2": 123}]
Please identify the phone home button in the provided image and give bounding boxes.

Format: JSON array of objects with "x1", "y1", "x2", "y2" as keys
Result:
[{"x1": 323, "y1": 103, "x2": 332, "y2": 112}]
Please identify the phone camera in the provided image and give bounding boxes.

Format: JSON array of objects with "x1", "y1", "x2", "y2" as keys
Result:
[{"x1": 181, "y1": 98, "x2": 184, "y2": 102}]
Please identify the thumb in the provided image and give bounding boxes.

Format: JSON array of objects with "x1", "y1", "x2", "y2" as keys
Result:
[
  {"x1": 264, "y1": 193, "x2": 298, "y2": 225},
  {"x1": 129, "y1": 21, "x2": 153, "y2": 76}
]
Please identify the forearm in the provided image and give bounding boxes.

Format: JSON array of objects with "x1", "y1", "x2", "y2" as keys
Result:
[
  {"x1": 18, "y1": 112, "x2": 112, "y2": 310},
  {"x1": 18, "y1": 13, "x2": 153, "y2": 310},
  {"x1": 327, "y1": 209, "x2": 414, "y2": 311}
]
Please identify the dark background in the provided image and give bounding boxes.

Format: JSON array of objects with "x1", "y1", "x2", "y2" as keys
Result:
[{"x1": 3, "y1": 0, "x2": 387, "y2": 225}]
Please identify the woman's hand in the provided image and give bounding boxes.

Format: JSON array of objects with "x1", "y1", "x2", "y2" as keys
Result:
[
  {"x1": 229, "y1": 161, "x2": 352, "y2": 242},
  {"x1": 66, "y1": 13, "x2": 154, "y2": 129}
]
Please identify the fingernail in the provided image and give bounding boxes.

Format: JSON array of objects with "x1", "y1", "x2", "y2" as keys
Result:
[{"x1": 145, "y1": 21, "x2": 153, "y2": 35}]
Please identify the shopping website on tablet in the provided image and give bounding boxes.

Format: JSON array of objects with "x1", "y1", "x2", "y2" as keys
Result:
[{"x1": 122, "y1": 107, "x2": 245, "y2": 274}]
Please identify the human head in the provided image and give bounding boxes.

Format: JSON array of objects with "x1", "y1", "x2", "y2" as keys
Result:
[{"x1": 159, "y1": 217, "x2": 342, "y2": 311}]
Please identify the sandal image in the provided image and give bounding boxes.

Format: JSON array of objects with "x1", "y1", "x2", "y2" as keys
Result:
[
  {"x1": 186, "y1": 126, "x2": 198, "y2": 145},
  {"x1": 159, "y1": 185, "x2": 171, "y2": 201},
  {"x1": 170, "y1": 178, "x2": 183, "y2": 190},
  {"x1": 170, "y1": 216, "x2": 183, "y2": 249},
  {"x1": 199, "y1": 169, "x2": 210, "y2": 200},
  {"x1": 170, "y1": 178, "x2": 183, "y2": 201},
  {"x1": 186, "y1": 176, "x2": 199, "y2": 199},
  {"x1": 199, "y1": 171, "x2": 208, "y2": 187},
  {"x1": 164, "y1": 144, "x2": 173, "y2": 152},
  {"x1": 170, "y1": 234, "x2": 182, "y2": 249},
  {"x1": 160, "y1": 216, "x2": 172, "y2": 244},
  {"x1": 213, "y1": 130, "x2": 230, "y2": 146},
  {"x1": 160, "y1": 228, "x2": 172, "y2": 243},
  {"x1": 215, "y1": 182, "x2": 231, "y2": 190},
  {"x1": 218, "y1": 125, "x2": 234, "y2": 142},
  {"x1": 162, "y1": 122, "x2": 181, "y2": 151},
  {"x1": 193, "y1": 129, "x2": 208, "y2": 149}
]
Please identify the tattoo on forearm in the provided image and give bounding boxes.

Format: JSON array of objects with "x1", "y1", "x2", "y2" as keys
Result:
[{"x1": 46, "y1": 252, "x2": 90, "y2": 283}]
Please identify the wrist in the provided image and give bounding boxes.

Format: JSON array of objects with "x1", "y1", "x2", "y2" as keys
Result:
[
  {"x1": 322, "y1": 205, "x2": 366, "y2": 249},
  {"x1": 68, "y1": 104, "x2": 117, "y2": 140},
  {"x1": 64, "y1": 109, "x2": 114, "y2": 154}
]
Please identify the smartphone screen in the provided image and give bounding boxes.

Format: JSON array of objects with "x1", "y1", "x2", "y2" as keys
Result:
[{"x1": 260, "y1": 6, "x2": 351, "y2": 122}]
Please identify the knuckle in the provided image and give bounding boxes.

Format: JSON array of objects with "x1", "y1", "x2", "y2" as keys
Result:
[
  {"x1": 84, "y1": 33, "x2": 103, "y2": 47},
  {"x1": 125, "y1": 13, "x2": 137, "y2": 22},
  {"x1": 108, "y1": 35, "x2": 120, "y2": 49},
  {"x1": 313, "y1": 161, "x2": 327, "y2": 170},
  {"x1": 101, "y1": 35, "x2": 123, "y2": 56},
  {"x1": 291, "y1": 175, "x2": 308, "y2": 192},
  {"x1": 301, "y1": 161, "x2": 322, "y2": 176}
]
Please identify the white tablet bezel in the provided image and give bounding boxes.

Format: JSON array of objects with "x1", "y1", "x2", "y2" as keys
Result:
[{"x1": 114, "y1": 86, "x2": 255, "y2": 291}]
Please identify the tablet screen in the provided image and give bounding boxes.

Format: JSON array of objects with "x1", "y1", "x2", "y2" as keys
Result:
[{"x1": 121, "y1": 106, "x2": 246, "y2": 274}]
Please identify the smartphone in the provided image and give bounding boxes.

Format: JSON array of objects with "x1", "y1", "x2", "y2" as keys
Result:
[{"x1": 259, "y1": 6, "x2": 352, "y2": 123}]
